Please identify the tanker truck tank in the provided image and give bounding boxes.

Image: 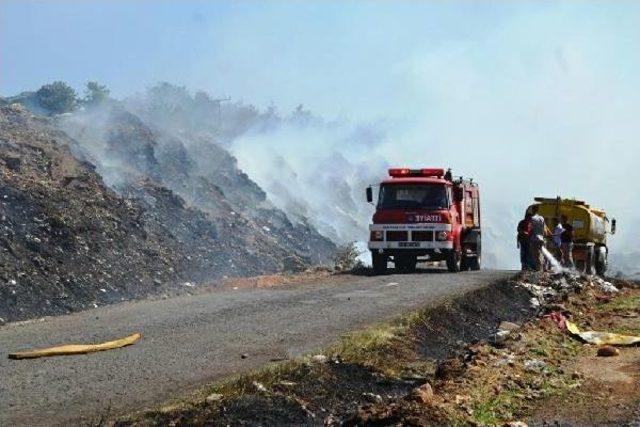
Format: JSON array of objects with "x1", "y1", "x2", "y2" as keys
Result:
[{"x1": 527, "y1": 197, "x2": 616, "y2": 276}]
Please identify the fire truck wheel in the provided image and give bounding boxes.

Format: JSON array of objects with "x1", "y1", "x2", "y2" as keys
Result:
[
  {"x1": 372, "y1": 252, "x2": 388, "y2": 275},
  {"x1": 446, "y1": 250, "x2": 462, "y2": 272},
  {"x1": 467, "y1": 255, "x2": 481, "y2": 271}
]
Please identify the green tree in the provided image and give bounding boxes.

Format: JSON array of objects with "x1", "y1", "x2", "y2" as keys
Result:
[
  {"x1": 83, "y1": 81, "x2": 110, "y2": 106},
  {"x1": 35, "y1": 81, "x2": 77, "y2": 114}
]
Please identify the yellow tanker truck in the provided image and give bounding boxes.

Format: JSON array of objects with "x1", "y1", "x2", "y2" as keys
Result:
[{"x1": 527, "y1": 197, "x2": 616, "y2": 275}]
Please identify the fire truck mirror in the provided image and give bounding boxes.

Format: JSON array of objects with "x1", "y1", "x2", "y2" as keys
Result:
[
  {"x1": 611, "y1": 218, "x2": 617, "y2": 234},
  {"x1": 366, "y1": 187, "x2": 373, "y2": 203}
]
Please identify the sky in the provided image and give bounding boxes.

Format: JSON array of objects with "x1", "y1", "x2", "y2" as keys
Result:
[{"x1": 2, "y1": 0, "x2": 640, "y2": 270}]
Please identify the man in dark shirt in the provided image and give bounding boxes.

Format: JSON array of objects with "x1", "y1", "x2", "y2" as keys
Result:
[
  {"x1": 560, "y1": 215, "x2": 574, "y2": 268},
  {"x1": 517, "y1": 212, "x2": 533, "y2": 270}
]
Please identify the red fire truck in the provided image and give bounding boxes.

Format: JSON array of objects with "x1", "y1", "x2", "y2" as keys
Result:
[{"x1": 366, "y1": 168, "x2": 481, "y2": 274}]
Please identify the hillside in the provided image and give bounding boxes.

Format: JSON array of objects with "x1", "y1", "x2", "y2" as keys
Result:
[{"x1": 0, "y1": 103, "x2": 335, "y2": 322}]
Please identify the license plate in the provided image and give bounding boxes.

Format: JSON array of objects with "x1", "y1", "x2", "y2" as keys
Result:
[{"x1": 398, "y1": 242, "x2": 420, "y2": 248}]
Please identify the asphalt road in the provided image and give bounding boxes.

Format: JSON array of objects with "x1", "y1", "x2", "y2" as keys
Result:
[{"x1": 0, "y1": 269, "x2": 514, "y2": 426}]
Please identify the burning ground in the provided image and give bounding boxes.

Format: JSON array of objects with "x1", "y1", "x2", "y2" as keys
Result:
[{"x1": 115, "y1": 273, "x2": 640, "y2": 426}]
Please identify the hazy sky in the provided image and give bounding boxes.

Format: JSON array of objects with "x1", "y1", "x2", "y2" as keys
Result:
[
  {"x1": 2, "y1": 1, "x2": 640, "y2": 268},
  {"x1": 3, "y1": 1, "x2": 637, "y2": 119}
]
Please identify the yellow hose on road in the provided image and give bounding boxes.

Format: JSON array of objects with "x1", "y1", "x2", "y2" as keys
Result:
[{"x1": 8, "y1": 333, "x2": 142, "y2": 359}]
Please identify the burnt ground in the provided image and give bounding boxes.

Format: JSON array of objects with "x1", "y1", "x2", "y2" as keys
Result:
[{"x1": 114, "y1": 274, "x2": 640, "y2": 427}]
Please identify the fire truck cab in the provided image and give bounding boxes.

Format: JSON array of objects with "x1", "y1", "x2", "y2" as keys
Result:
[{"x1": 366, "y1": 168, "x2": 481, "y2": 274}]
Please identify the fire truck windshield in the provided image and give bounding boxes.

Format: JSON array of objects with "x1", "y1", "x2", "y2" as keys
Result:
[{"x1": 378, "y1": 184, "x2": 449, "y2": 209}]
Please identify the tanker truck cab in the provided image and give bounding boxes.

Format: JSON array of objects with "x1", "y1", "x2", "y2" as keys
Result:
[{"x1": 366, "y1": 168, "x2": 481, "y2": 275}]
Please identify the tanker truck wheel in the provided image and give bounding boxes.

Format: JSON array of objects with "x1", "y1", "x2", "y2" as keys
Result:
[
  {"x1": 585, "y1": 246, "x2": 596, "y2": 276},
  {"x1": 595, "y1": 246, "x2": 608, "y2": 277},
  {"x1": 446, "y1": 250, "x2": 462, "y2": 272},
  {"x1": 371, "y1": 252, "x2": 388, "y2": 275}
]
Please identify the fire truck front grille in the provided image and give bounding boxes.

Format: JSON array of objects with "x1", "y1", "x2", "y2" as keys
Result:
[
  {"x1": 412, "y1": 231, "x2": 434, "y2": 241},
  {"x1": 386, "y1": 231, "x2": 408, "y2": 241}
]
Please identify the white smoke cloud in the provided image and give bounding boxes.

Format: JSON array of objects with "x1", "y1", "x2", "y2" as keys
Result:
[{"x1": 225, "y1": 4, "x2": 640, "y2": 272}]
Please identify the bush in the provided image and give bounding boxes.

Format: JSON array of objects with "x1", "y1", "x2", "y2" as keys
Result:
[
  {"x1": 83, "y1": 81, "x2": 110, "y2": 106},
  {"x1": 333, "y1": 242, "x2": 363, "y2": 272},
  {"x1": 36, "y1": 81, "x2": 77, "y2": 114}
]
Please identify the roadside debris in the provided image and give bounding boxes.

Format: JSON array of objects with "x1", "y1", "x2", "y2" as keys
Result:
[
  {"x1": 8, "y1": 332, "x2": 141, "y2": 359},
  {"x1": 596, "y1": 345, "x2": 620, "y2": 357},
  {"x1": 523, "y1": 359, "x2": 547, "y2": 372},
  {"x1": 310, "y1": 354, "x2": 328, "y2": 364},
  {"x1": 205, "y1": 393, "x2": 223, "y2": 403},
  {"x1": 566, "y1": 320, "x2": 640, "y2": 346},
  {"x1": 252, "y1": 381, "x2": 267, "y2": 393}
]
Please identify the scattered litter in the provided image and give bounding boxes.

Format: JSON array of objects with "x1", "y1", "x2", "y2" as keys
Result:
[
  {"x1": 498, "y1": 321, "x2": 521, "y2": 332},
  {"x1": 240, "y1": 353, "x2": 249, "y2": 359},
  {"x1": 362, "y1": 392, "x2": 383, "y2": 403},
  {"x1": 385, "y1": 282, "x2": 399, "y2": 287},
  {"x1": 566, "y1": 321, "x2": 640, "y2": 346},
  {"x1": 490, "y1": 330, "x2": 511, "y2": 345},
  {"x1": 311, "y1": 354, "x2": 328, "y2": 364},
  {"x1": 278, "y1": 380, "x2": 297, "y2": 387},
  {"x1": 252, "y1": 381, "x2": 267, "y2": 393},
  {"x1": 523, "y1": 359, "x2": 547, "y2": 372},
  {"x1": 205, "y1": 393, "x2": 223, "y2": 403},
  {"x1": 9, "y1": 332, "x2": 141, "y2": 359},
  {"x1": 597, "y1": 345, "x2": 620, "y2": 357},
  {"x1": 591, "y1": 277, "x2": 619, "y2": 293},
  {"x1": 543, "y1": 312, "x2": 567, "y2": 330},
  {"x1": 182, "y1": 282, "x2": 195, "y2": 287},
  {"x1": 495, "y1": 353, "x2": 517, "y2": 367}
]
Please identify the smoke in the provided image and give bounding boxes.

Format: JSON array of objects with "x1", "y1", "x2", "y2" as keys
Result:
[
  {"x1": 211, "y1": 4, "x2": 640, "y2": 273},
  {"x1": 230, "y1": 115, "x2": 387, "y2": 244},
  {"x1": 11, "y1": 2, "x2": 638, "y2": 274}
]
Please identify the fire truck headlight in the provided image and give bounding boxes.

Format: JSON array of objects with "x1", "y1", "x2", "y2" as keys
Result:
[
  {"x1": 370, "y1": 230, "x2": 383, "y2": 241},
  {"x1": 436, "y1": 231, "x2": 449, "y2": 241}
]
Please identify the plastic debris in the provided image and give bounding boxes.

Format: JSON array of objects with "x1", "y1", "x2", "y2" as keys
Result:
[
  {"x1": 543, "y1": 312, "x2": 567, "y2": 330},
  {"x1": 566, "y1": 321, "x2": 640, "y2": 346},
  {"x1": 591, "y1": 277, "x2": 619, "y2": 293},
  {"x1": 523, "y1": 359, "x2": 547, "y2": 372}
]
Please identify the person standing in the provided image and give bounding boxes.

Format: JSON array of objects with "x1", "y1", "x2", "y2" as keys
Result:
[
  {"x1": 560, "y1": 215, "x2": 574, "y2": 268},
  {"x1": 517, "y1": 212, "x2": 533, "y2": 270},
  {"x1": 551, "y1": 217, "x2": 564, "y2": 259},
  {"x1": 529, "y1": 205, "x2": 549, "y2": 271}
]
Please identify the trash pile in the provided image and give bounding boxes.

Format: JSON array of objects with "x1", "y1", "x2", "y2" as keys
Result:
[
  {"x1": 0, "y1": 103, "x2": 335, "y2": 322},
  {"x1": 512, "y1": 271, "x2": 640, "y2": 351},
  {"x1": 516, "y1": 271, "x2": 619, "y2": 313}
]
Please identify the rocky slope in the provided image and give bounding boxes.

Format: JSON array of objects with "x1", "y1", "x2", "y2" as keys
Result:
[{"x1": 0, "y1": 103, "x2": 335, "y2": 322}]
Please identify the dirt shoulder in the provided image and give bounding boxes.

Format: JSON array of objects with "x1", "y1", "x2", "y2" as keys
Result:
[{"x1": 114, "y1": 274, "x2": 640, "y2": 426}]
